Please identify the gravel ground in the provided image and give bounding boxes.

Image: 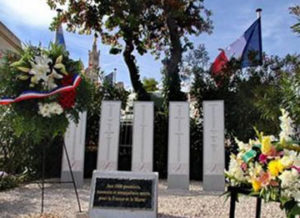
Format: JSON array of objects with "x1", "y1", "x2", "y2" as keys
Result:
[{"x1": 0, "y1": 180, "x2": 285, "y2": 218}]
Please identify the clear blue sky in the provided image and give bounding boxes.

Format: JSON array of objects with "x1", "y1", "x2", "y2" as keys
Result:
[{"x1": 0, "y1": 0, "x2": 299, "y2": 88}]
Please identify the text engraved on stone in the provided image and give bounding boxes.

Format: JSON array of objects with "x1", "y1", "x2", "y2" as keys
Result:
[
  {"x1": 139, "y1": 105, "x2": 147, "y2": 168},
  {"x1": 93, "y1": 178, "x2": 153, "y2": 210},
  {"x1": 174, "y1": 105, "x2": 185, "y2": 172}
]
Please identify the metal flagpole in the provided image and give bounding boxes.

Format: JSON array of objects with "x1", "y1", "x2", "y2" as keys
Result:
[
  {"x1": 256, "y1": 8, "x2": 263, "y2": 66},
  {"x1": 256, "y1": 8, "x2": 262, "y2": 18}
]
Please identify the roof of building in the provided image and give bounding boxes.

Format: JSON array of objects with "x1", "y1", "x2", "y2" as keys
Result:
[{"x1": 0, "y1": 21, "x2": 22, "y2": 51}]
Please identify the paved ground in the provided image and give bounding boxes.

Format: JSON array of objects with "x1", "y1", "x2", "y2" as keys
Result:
[{"x1": 0, "y1": 180, "x2": 285, "y2": 218}]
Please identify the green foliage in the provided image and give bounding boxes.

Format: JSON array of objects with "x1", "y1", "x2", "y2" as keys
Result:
[
  {"x1": 289, "y1": 5, "x2": 300, "y2": 35},
  {"x1": 0, "y1": 105, "x2": 63, "y2": 186},
  {"x1": 142, "y1": 77, "x2": 159, "y2": 92},
  {"x1": 162, "y1": 64, "x2": 187, "y2": 108},
  {"x1": 254, "y1": 54, "x2": 300, "y2": 127},
  {"x1": 281, "y1": 199, "x2": 300, "y2": 218},
  {"x1": 102, "y1": 81, "x2": 129, "y2": 110},
  {"x1": 0, "y1": 175, "x2": 19, "y2": 191}
]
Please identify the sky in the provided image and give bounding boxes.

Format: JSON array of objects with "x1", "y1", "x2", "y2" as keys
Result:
[{"x1": 0, "y1": 0, "x2": 299, "y2": 88}]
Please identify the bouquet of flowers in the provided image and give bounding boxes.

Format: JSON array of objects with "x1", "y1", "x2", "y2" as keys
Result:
[
  {"x1": 0, "y1": 43, "x2": 92, "y2": 144},
  {"x1": 225, "y1": 109, "x2": 300, "y2": 217}
]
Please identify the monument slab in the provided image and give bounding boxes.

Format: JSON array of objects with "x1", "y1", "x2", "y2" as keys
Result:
[
  {"x1": 168, "y1": 102, "x2": 190, "y2": 190},
  {"x1": 132, "y1": 102, "x2": 154, "y2": 172},
  {"x1": 97, "y1": 101, "x2": 121, "y2": 171},
  {"x1": 203, "y1": 100, "x2": 225, "y2": 192},
  {"x1": 61, "y1": 111, "x2": 87, "y2": 187},
  {"x1": 89, "y1": 171, "x2": 158, "y2": 218}
]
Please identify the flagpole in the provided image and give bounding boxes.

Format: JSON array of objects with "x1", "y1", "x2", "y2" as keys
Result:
[
  {"x1": 56, "y1": 8, "x2": 62, "y2": 15},
  {"x1": 256, "y1": 8, "x2": 263, "y2": 65},
  {"x1": 256, "y1": 8, "x2": 262, "y2": 18}
]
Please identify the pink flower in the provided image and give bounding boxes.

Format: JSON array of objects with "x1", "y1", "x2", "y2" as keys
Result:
[
  {"x1": 269, "y1": 180, "x2": 279, "y2": 187},
  {"x1": 259, "y1": 154, "x2": 268, "y2": 164},
  {"x1": 241, "y1": 162, "x2": 248, "y2": 171},
  {"x1": 291, "y1": 166, "x2": 300, "y2": 173},
  {"x1": 259, "y1": 171, "x2": 270, "y2": 186},
  {"x1": 269, "y1": 146, "x2": 278, "y2": 157}
]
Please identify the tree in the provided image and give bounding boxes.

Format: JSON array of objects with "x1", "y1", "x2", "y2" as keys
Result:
[
  {"x1": 290, "y1": 5, "x2": 300, "y2": 35},
  {"x1": 47, "y1": 0, "x2": 154, "y2": 100},
  {"x1": 254, "y1": 54, "x2": 300, "y2": 127},
  {"x1": 142, "y1": 77, "x2": 159, "y2": 92},
  {"x1": 156, "y1": 0, "x2": 213, "y2": 104},
  {"x1": 47, "y1": 0, "x2": 212, "y2": 102}
]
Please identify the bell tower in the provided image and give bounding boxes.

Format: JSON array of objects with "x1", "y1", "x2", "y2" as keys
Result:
[{"x1": 85, "y1": 33, "x2": 100, "y2": 83}]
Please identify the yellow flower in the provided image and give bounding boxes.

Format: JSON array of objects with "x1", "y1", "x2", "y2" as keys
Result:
[
  {"x1": 268, "y1": 160, "x2": 284, "y2": 177},
  {"x1": 253, "y1": 163, "x2": 262, "y2": 176},
  {"x1": 252, "y1": 179, "x2": 262, "y2": 192},
  {"x1": 261, "y1": 136, "x2": 272, "y2": 155},
  {"x1": 280, "y1": 156, "x2": 293, "y2": 168}
]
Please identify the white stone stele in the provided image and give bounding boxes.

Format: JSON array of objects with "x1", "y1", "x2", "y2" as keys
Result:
[
  {"x1": 89, "y1": 170, "x2": 158, "y2": 218},
  {"x1": 203, "y1": 100, "x2": 225, "y2": 192},
  {"x1": 97, "y1": 101, "x2": 121, "y2": 171},
  {"x1": 61, "y1": 111, "x2": 87, "y2": 187},
  {"x1": 132, "y1": 102, "x2": 154, "y2": 172},
  {"x1": 167, "y1": 102, "x2": 190, "y2": 190}
]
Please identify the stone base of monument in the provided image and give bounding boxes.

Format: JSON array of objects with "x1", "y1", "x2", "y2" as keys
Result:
[
  {"x1": 75, "y1": 211, "x2": 88, "y2": 218},
  {"x1": 89, "y1": 171, "x2": 158, "y2": 218},
  {"x1": 167, "y1": 174, "x2": 189, "y2": 190},
  {"x1": 203, "y1": 174, "x2": 225, "y2": 192},
  {"x1": 61, "y1": 170, "x2": 83, "y2": 187}
]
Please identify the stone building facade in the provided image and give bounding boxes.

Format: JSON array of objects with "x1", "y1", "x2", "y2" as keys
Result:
[{"x1": 0, "y1": 21, "x2": 22, "y2": 57}]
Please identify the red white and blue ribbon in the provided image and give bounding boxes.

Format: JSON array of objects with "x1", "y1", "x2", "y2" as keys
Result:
[{"x1": 0, "y1": 74, "x2": 81, "y2": 105}]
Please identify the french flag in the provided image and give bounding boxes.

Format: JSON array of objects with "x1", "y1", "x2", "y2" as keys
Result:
[
  {"x1": 54, "y1": 9, "x2": 66, "y2": 49},
  {"x1": 55, "y1": 24, "x2": 66, "y2": 49},
  {"x1": 212, "y1": 17, "x2": 262, "y2": 75}
]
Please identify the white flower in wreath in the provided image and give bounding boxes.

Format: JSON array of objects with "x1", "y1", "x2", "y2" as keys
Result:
[
  {"x1": 44, "y1": 69, "x2": 63, "y2": 90},
  {"x1": 284, "y1": 150, "x2": 300, "y2": 167},
  {"x1": 279, "y1": 109, "x2": 295, "y2": 142},
  {"x1": 293, "y1": 189, "x2": 300, "y2": 206},
  {"x1": 278, "y1": 169, "x2": 298, "y2": 188},
  {"x1": 38, "y1": 103, "x2": 51, "y2": 118},
  {"x1": 226, "y1": 154, "x2": 246, "y2": 182},
  {"x1": 29, "y1": 55, "x2": 52, "y2": 85},
  {"x1": 235, "y1": 138, "x2": 253, "y2": 152},
  {"x1": 38, "y1": 102, "x2": 63, "y2": 117},
  {"x1": 49, "y1": 102, "x2": 63, "y2": 115}
]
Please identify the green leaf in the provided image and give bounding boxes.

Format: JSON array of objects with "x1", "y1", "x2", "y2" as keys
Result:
[
  {"x1": 54, "y1": 63, "x2": 64, "y2": 69},
  {"x1": 109, "y1": 48, "x2": 122, "y2": 55},
  {"x1": 10, "y1": 60, "x2": 23, "y2": 67},
  {"x1": 17, "y1": 75, "x2": 30, "y2": 80},
  {"x1": 55, "y1": 55, "x2": 63, "y2": 64},
  {"x1": 254, "y1": 127, "x2": 263, "y2": 142},
  {"x1": 17, "y1": 67, "x2": 30, "y2": 73}
]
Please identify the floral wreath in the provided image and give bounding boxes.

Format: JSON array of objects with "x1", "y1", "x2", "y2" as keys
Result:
[
  {"x1": 225, "y1": 109, "x2": 300, "y2": 217},
  {"x1": 0, "y1": 43, "x2": 92, "y2": 143}
]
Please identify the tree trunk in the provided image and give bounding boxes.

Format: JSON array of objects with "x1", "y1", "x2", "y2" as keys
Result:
[
  {"x1": 164, "y1": 15, "x2": 186, "y2": 104},
  {"x1": 123, "y1": 38, "x2": 150, "y2": 101}
]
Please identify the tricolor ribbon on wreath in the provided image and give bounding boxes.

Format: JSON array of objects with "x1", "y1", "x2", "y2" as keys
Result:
[{"x1": 0, "y1": 74, "x2": 81, "y2": 105}]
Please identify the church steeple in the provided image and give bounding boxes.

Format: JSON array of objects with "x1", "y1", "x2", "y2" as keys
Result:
[{"x1": 86, "y1": 33, "x2": 100, "y2": 83}]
